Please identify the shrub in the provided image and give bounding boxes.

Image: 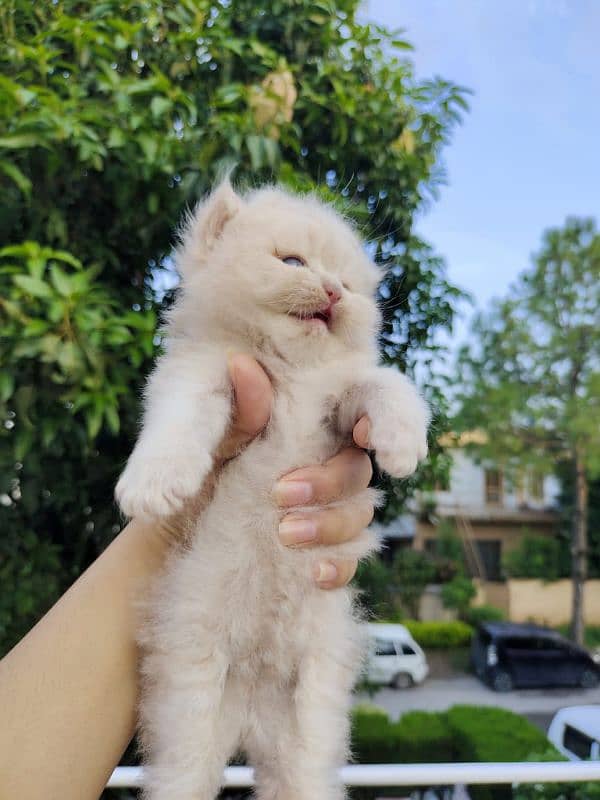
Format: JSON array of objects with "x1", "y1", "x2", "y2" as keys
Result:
[
  {"x1": 403, "y1": 619, "x2": 474, "y2": 648},
  {"x1": 351, "y1": 704, "x2": 557, "y2": 800},
  {"x1": 351, "y1": 706, "x2": 455, "y2": 799},
  {"x1": 441, "y1": 575, "x2": 477, "y2": 617},
  {"x1": 351, "y1": 705, "x2": 454, "y2": 764},
  {"x1": 513, "y1": 749, "x2": 600, "y2": 800},
  {"x1": 390, "y1": 549, "x2": 436, "y2": 618},
  {"x1": 465, "y1": 604, "x2": 506, "y2": 627},
  {"x1": 430, "y1": 519, "x2": 468, "y2": 581},
  {"x1": 447, "y1": 705, "x2": 553, "y2": 800}
]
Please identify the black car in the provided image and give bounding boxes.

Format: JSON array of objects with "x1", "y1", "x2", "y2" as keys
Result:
[{"x1": 471, "y1": 622, "x2": 600, "y2": 692}]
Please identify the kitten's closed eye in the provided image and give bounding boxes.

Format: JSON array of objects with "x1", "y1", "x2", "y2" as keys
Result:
[{"x1": 280, "y1": 255, "x2": 306, "y2": 268}]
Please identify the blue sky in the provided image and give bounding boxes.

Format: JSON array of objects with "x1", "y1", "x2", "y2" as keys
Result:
[{"x1": 365, "y1": 0, "x2": 600, "y2": 329}]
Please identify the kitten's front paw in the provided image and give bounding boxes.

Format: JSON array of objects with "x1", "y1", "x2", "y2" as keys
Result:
[
  {"x1": 115, "y1": 450, "x2": 212, "y2": 518},
  {"x1": 369, "y1": 420, "x2": 428, "y2": 479}
]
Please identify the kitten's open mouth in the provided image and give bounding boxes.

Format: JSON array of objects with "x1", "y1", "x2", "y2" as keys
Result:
[{"x1": 291, "y1": 304, "x2": 333, "y2": 329}]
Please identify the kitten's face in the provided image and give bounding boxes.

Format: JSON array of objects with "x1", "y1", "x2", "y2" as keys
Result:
[{"x1": 177, "y1": 183, "x2": 381, "y2": 363}]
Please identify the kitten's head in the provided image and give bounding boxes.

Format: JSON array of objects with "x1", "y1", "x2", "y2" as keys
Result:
[{"x1": 173, "y1": 180, "x2": 381, "y2": 363}]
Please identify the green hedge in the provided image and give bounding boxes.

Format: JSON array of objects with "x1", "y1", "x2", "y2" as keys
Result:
[
  {"x1": 351, "y1": 704, "x2": 555, "y2": 800},
  {"x1": 352, "y1": 705, "x2": 454, "y2": 765},
  {"x1": 403, "y1": 619, "x2": 474, "y2": 648},
  {"x1": 351, "y1": 705, "x2": 455, "y2": 799},
  {"x1": 513, "y1": 749, "x2": 600, "y2": 800},
  {"x1": 465, "y1": 604, "x2": 506, "y2": 627},
  {"x1": 447, "y1": 705, "x2": 551, "y2": 800},
  {"x1": 446, "y1": 705, "x2": 550, "y2": 763}
]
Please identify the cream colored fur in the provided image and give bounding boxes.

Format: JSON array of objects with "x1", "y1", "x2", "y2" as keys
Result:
[{"x1": 116, "y1": 181, "x2": 429, "y2": 800}]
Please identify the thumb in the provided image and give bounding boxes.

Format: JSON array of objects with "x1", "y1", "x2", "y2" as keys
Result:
[{"x1": 220, "y1": 353, "x2": 273, "y2": 458}]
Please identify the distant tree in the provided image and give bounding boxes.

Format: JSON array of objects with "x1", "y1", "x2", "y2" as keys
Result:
[
  {"x1": 0, "y1": 0, "x2": 468, "y2": 654},
  {"x1": 455, "y1": 218, "x2": 600, "y2": 644},
  {"x1": 440, "y1": 575, "x2": 476, "y2": 619},
  {"x1": 390, "y1": 549, "x2": 436, "y2": 619},
  {"x1": 556, "y1": 464, "x2": 600, "y2": 579},
  {"x1": 503, "y1": 533, "x2": 565, "y2": 581}
]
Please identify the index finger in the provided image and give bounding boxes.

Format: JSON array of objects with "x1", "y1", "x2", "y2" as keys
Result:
[{"x1": 275, "y1": 447, "x2": 372, "y2": 508}]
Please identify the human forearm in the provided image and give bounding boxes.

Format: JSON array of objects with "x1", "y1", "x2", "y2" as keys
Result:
[{"x1": 0, "y1": 518, "x2": 168, "y2": 800}]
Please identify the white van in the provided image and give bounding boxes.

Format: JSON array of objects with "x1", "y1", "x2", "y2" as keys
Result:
[
  {"x1": 548, "y1": 706, "x2": 600, "y2": 761},
  {"x1": 365, "y1": 623, "x2": 429, "y2": 689}
]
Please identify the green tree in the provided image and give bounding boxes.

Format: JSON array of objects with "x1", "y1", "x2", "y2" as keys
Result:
[
  {"x1": 390, "y1": 549, "x2": 435, "y2": 619},
  {"x1": 556, "y1": 463, "x2": 600, "y2": 579},
  {"x1": 0, "y1": 0, "x2": 468, "y2": 654},
  {"x1": 503, "y1": 533, "x2": 566, "y2": 580},
  {"x1": 455, "y1": 218, "x2": 600, "y2": 644},
  {"x1": 440, "y1": 574, "x2": 476, "y2": 619}
]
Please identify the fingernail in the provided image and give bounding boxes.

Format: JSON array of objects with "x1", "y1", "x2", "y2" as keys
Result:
[
  {"x1": 279, "y1": 517, "x2": 317, "y2": 546},
  {"x1": 314, "y1": 561, "x2": 338, "y2": 584},
  {"x1": 274, "y1": 480, "x2": 313, "y2": 507}
]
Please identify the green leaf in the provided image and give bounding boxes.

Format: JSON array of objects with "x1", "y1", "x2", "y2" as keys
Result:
[
  {"x1": 138, "y1": 134, "x2": 158, "y2": 161},
  {"x1": 0, "y1": 372, "x2": 14, "y2": 402},
  {"x1": 0, "y1": 134, "x2": 46, "y2": 150},
  {"x1": 150, "y1": 96, "x2": 172, "y2": 118},
  {"x1": 0, "y1": 160, "x2": 32, "y2": 196},
  {"x1": 107, "y1": 127, "x2": 125, "y2": 148},
  {"x1": 13, "y1": 275, "x2": 53, "y2": 299},
  {"x1": 23, "y1": 319, "x2": 51, "y2": 337},
  {"x1": 104, "y1": 404, "x2": 120, "y2": 434},
  {"x1": 15, "y1": 428, "x2": 34, "y2": 461},
  {"x1": 105, "y1": 325, "x2": 132, "y2": 345},
  {"x1": 86, "y1": 404, "x2": 104, "y2": 439},
  {"x1": 246, "y1": 135, "x2": 264, "y2": 170},
  {"x1": 147, "y1": 193, "x2": 159, "y2": 214},
  {"x1": 49, "y1": 265, "x2": 73, "y2": 297}
]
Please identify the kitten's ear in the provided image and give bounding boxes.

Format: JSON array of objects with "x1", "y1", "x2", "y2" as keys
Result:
[{"x1": 182, "y1": 179, "x2": 243, "y2": 259}]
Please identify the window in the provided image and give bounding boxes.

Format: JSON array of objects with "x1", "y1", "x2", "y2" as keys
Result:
[
  {"x1": 564, "y1": 725, "x2": 595, "y2": 760},
  {"x1": 402, "y1": 644, "x2": 416, "y2": 656},
  {"x1": 485, "y1": 469, "x2": 503, "y2": 504},
  {"x1": 505, "y1": 636, "x2": 536, "y2": 650},
  {"x1": 374, "y1": 639, "x2": 396, "y2": 656},
  {"x1": 474, "y1": 540, "x2": 502, "y2": 580}
]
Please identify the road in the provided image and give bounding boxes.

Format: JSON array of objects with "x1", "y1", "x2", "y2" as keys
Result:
[{"x1": 355, "y1": 674, "x2": 600, "y2": 731}]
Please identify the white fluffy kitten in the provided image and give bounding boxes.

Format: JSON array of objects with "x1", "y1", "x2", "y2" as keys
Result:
[{"x1": 116, "y1": 181, "x2": 429, "y2": 800}]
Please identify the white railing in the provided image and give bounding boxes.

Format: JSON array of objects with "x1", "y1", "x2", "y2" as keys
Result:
[{"x1": 107, "y1": 761, "x2": 600, "y2": 788}]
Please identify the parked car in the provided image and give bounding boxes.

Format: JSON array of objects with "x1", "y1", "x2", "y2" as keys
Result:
[
  {"x1": 365, "y1": 623, "x2": 429, "y2": 689},
  {"x1": 548, "y1": 706, "x2": 600, "y2": 760},
  {"x1": 471, "y1": 621, "x2": 600, "y2": 692}
]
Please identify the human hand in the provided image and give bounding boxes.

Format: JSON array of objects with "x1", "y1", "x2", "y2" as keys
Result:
[
  {"x1": 161, "y1": 354, "x2": 374, "y2": 589},
  {"x1": 227, "y1": 354, "x2": 373, "y2": 589}
]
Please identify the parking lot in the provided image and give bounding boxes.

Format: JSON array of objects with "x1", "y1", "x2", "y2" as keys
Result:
[{"x1": 355, "y1": 674, "x2": 600, "y2": 731}]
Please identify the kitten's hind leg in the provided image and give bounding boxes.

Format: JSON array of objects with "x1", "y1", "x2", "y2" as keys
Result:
[
  {"x1": 140, "y1": 650, "x2": 244, "y2": 800},
  {"x1": 247, "y1": 619, "x2": 359, "y2": 800}
]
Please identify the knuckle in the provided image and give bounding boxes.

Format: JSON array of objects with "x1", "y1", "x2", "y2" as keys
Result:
[
  {"x1": 317, "y1": 507, "x2": 345, "y2": 544},
  {"x1": 319, "y1": 467, "x2": 344, "y2": 502}
]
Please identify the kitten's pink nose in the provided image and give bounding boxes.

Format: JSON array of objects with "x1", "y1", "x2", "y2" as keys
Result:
[{"x1": 324, "y1": 282, "x2": 342, "y2": 305}]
